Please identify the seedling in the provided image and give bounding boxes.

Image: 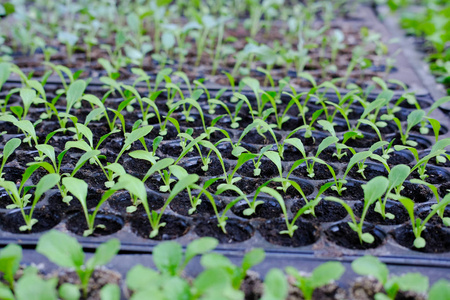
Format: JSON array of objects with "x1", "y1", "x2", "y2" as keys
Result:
[
  {"x1": 352, "y1": 256, "x2": 429, "y2": 299},
  {"x1": 113, "y1": 173, "x2": 198, "y2": 238},
  {"x1": 327, "y1": 176, "x2": 389, "y2": 244},
  {"x1": 0, "y1": 137, "x2": 20, "y2": 180},
  {"x1": 36, "y1": 230, "x2": 120, "y2": 298},
  {"x1": 285, "y1": 261, "x2": 345, "y2": 300},
  {"x1": 0, "y1": 168, "x2": 59, "y2": 231},
  {"x1": 398, "y1": 194, "x2": 450, "y2": 248},
  {"x1": 377, "y1": 164, "x2": 411, "y2": 220}
]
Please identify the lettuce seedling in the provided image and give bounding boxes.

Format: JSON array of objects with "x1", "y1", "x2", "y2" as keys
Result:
[
  {"x1": 201, "y1": 247, "x2": 265, "y2": 293},
  {"x1": 36, "y1": 230, "x2": 120, "y2": 298},
  {"x1": 393, "y1": 109, "x2": 425, "y2": 147},
  {"x1": 352, "y1": 256, "x2": 429, "y2": 299},
  {"x1": 395, "y1": 137, "x2": 450, "y2": 181},
  {"x1": 398, "y1": 194, "x2": 450, "y2": 248},
  {"x1": 126, "y1": 237, "x2": 218, "y2": 299},
  {"x1": 377, "y1": 164, "x2": 410, "y2": 220},
  {"x1": 0, "y1": 137, "x2": 20, "y2": 180},
  {"x1": 285, "y1": 261, "x2": 345, "y2": 300},
  {"x1": 114, "y1": 173, "x2": 198, "y2": 238},
  {"x1": 409, "y1": 178, "x2": 450, "y2": 226},
  {"x1": 327, "y1": 176, "x2": 389, "y2": 244},
  {"x1": 62, "y1": 176, "x2": 117, "y2": 236},
  {"x1": 331, "y1": 150, "x2": 373, "y2": 195},
  {"x1": 258, "y1": 179, "x2": 321, "y2": 237},
  {"x1": 0, "y1": 167, "x2": 59, "y2": 231}
]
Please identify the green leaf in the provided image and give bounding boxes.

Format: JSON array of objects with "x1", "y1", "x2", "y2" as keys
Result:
[
  {"x1": 264, "y1": 151, "x2": 282, "y2": 176},
  {"x1": 62, "y1": 177, "x2": 88, "y2": 205},
  {"x1": 0, "y1": 244, "x2": 22, "y2": 286},
  {"x1": 390, "y1": 273, "x2": 428, "y2": 293},
  {"x1": 317, "y1": 136, "x2": 339, "y2": 156},
  {"x1": 194, "y1": 268, "x2": 232, "y2": 295},
  {"x1": 153, "y1": 241, "x2": 183, "y2": 276},
  {"x1": 185, "y1": 237, "x2": 218, "y2": 265},
  {"x1": 242, "y1": 248, "x2": 265, "y2": 272},
  {"x1": 351, "y1": 256, "x2": 388, "y2": 284},
  {"x1": 66, "y1": 80, "x2": 86, "y2": 110},
  {"x1": 388, "y1": 165, "x2": 410, "y2": 188},
  {"x1": 0, "y1": 282, "x2": 14, "y2": 300},
  {"x1": 100, "y1": 284, "x2": 120, "y2": 300},
  {"x1": 311, "y1": 262, "x2": 345, "y2": 288},
  {"x1": 126, "y1": 265, "x2": 160, "y2": 292},
  {"x1": 201, "y1": 253, "x2": 233, "y2": 270},
  {"x1": 261, "y1": 268, "x2": 288, "y2": 300},
  {"x1": 36, "y1": 230, "x2": 85, "y2": 269},
  {"x1": 3, "y1": 138, "x2": 22, "y2": 163},
  {"x1": 162, "y1": 277, "x2": 191, "y2": 300},
  {"x1": 406, "y1": 110, "x2": 425, "y2": 132},
  {"x1": 86, "y1": 238, "x2": 120, "y2": 269},
  {"x1": 15, "y1": 273, "x2": 58, "y2": 300},
  {"x1": 125, "y1": 125, "x2": 153, "y2": 148},
  {"x1": 362, "y1": 176, "x2": 389, "y2": 204},
  {"x1": 59, "y1": 283, "x2": 80, "y2": 300},
  {"x1": 429, "y1": 280, "x2": 450, "y2": 300},
  {"x1": 113, "y1": 174, "x2": 147, "y2": 204},
  {"x1": 35, "y1": 173, "x2": 59, "y2": 201}
]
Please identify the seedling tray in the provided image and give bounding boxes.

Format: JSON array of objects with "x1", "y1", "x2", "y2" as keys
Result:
[{"x1": 0, "y1": 85, "x2": 449, "y2": 270}]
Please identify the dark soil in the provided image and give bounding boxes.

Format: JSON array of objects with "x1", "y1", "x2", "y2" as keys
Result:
[
  {"x1": 258, "y1": 218, "x2": 319, "y2": 247},
  {"x1": 291, "y1": 199, "x2": 348, "y2": 222},
  {"x1": 108, "y1": 191, "x2": 165, "y2": 214},
  {"x1": 323, "y1": 179, "x2": 365, "y2": 200},
  {"x1": 409, "y1": 165, "x2": 450, "y2": 184},
  {"x1": 400, "y1": 181, "x2": 433, "y2": 203},
  {"x1": 182, "y1": 156, "x2": 230, "y2": 177},
  {"x1": 240, "y1": 129, "x2": 281, "y2": 145},
  {"x1": 130, "y1": 214, "x2": 190, "y2": 240},
  {"x1": 47, "y1": 190, "x2": 103, "y2": 214},
  {"x1": 66, "y1": 212, "x2": 124, "y2": 236},
  {"x1": 232, "y1": 198, "x2": 283, "y2": 219},
  {"x1": 194, "y1": 217, "x2": 254, "y2": 243},
  {"x1": 237, "y1": 158, "x2": 279, "y2": 178},
  {"x1": 325, "y1": 222, "x2": 385, "y2": 250},
  {"x1": 292, "y1": 162, "x2": 337, "y2": 180},
  {"x1": 170, "y1": 193, "x2": 224, "y2": 216},
  {"x1": 353, "y1": 200, "x2": 409, "y2": 225},
  {"x1": 348, "y1": 162, "x2": 389, "y2": 181}
]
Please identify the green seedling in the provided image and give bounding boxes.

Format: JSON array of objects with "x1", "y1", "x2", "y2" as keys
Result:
[
  {"x1": 352, "y1": 256, "x2": 429, "y2": 299},
  {"x1": 36, "y1": 230, "x2": 120, "y2": 298},
  {"x1": 62, "y1": 176, "x2": 116, "y2": 236},
  {"x1": 114, "y1": 173, "x2": 198, "y2": 238},
  {"x1": 377, "y1": 164, "x2": 411, "y2": 220},
  {"x1": 327, "y1": 176, "x2": 389, "y2": 244},
  {"x1": 0, "y1": 137, "x2": 20, "y2": 180},
  {"x1": 398, "y1": 194, "x2": 450, "y2": 248},
  {"x1": 285, "y1": 262, "x2": 345, "y2": 300},
  {"x1": 0, "y1": 169, "x2": 59, "y2": 231}
]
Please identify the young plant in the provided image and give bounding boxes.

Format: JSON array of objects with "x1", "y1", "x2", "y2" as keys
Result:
[
  {"x1": 200, "y1": 247, "x2": 265, "y2": 295},
  {"x1": 398, "y1": 194, "x2": 450, "y2": 248},
  {"x1": 114, "y1": 173, "x2": 198, "y2": 238},
  {"x1": 327, "y1": 176, "x2": 389, "y2": 244},
  {"x1": 36, "y1": 230, "x2": 120, "y2": 298},
  {"x1": 62, "y1": 176, "x2": 117, "y2": 236},
  {"x1": 0, "y1": 137, "x2": 20, "y2": 180},
  {"x1": 0, "y1": 169, "x2": 59, "y2": 231},
  {"x1": 352, "y1": 256, "x2": 429, "y2": 300},
  {"x1": 377, "y1": 164, "x2": 411, "y2": 220},
  {"x1": 393, "y1": 109, "x2": 426, "y2": 147},
  {"x1": 285, "y1": 261, "x2": 345, "y2": 300}
]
